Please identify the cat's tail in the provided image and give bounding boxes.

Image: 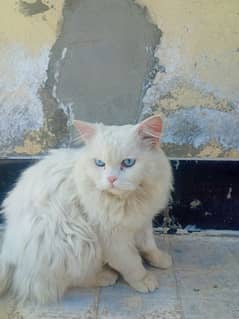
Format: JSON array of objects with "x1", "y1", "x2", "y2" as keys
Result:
[{"x1": 0, "y1": 257, "x2": 14, "y2": 295}]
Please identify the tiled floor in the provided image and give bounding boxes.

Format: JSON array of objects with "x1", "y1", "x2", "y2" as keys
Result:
[{"x1": 1, "y1": 233, "x2": 239, "y2": 319}]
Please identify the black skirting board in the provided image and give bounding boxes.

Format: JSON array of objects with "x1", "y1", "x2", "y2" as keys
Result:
[{"x1": 0, "y1": 158, "x2": 238, "y2": 230}]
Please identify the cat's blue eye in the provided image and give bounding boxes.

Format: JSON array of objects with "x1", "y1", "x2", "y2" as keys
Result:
[
  {"x1": 94, "y1": 159, "x2": 105, "y2": 167},
  {"x1": 121, "y1": 158, "x2": 136, "y2": 168}
]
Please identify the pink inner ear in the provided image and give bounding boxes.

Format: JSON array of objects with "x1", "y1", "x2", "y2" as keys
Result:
[
  {"x1": 74, "y1": 120, "x2": 96, "y2": 141},
  {"x1": 137, "y1": 115, "x2": 163, "y2": 146}
]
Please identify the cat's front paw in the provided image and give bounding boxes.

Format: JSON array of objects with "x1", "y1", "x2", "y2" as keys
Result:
[
  {"x1": 155, "y1": 251, "x2": 172, "y2": 269},
  {"x1": 144, "y1": 249, "x2": 172, "y2": 269},
  {"x1": 129, "y1": 272, "x2": 159, "y2": 293},
  {"x1": 96, "y1": 268, "x2": 119, "y2": 287}
]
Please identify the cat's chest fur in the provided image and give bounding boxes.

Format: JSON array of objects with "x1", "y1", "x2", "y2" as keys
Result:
[{"x1": 74, "y1": 173, "x2": 166, "y2": 235}]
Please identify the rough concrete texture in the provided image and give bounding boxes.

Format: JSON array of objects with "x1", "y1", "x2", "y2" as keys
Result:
[
  {"x1": 0, "y1": 46, "x2": 45, "y2": 155},
  {"x1": 162, "y1": 108, "x2": 239, "y2": 157},
  {"x1": 136, "y1": 0, "x2": 239, "y2": 158},
  {"x1": 0, "y1": 233, "x2": 239, "y2": 319},
  {"x1": 46, "y1": 0, "x2": 160, "y2": 127},
  {"x1": 0, "y1": 0, "x2": 65, "y2": 156}
]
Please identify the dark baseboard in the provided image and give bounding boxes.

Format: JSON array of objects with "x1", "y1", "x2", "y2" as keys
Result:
[
  {"x1": 167, "y1": 159, "x2": 239, "y2": 231},
  {"x1": 0, "y1": 158, "x2": 238, "y2": 231}
]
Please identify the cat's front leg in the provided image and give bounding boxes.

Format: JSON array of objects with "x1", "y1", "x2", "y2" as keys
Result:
[
  {"x1": 136, "y1": 224, "x2": 172, "y2": 269},
  {"x1": 80, "y1": 265, "x2": 119, "y2": 288},
  {"x1": 105, "y1": 230, "x2": 159, "y2": 293}
]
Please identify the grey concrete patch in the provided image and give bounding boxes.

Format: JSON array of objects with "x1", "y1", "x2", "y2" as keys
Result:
[{"x1": 46, "y1": 0, "x2": 160, "y2": 131}]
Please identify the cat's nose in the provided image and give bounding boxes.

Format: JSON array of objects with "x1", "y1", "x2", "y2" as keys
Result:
[{"x1": 107, "y1": 176, "x2": 117, "y2": 184}]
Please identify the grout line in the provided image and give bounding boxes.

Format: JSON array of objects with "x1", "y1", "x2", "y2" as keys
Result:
[
  {"x1": 94, "y1": 288, "x2": 101, "y2": 319},
  {"x1": 168, "y1": 236, "x2": 186, "y2": 319}
]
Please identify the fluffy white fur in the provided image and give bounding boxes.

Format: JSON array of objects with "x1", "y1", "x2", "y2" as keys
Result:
[{"x1": 0, "y1": 116, "x2": 173, "y2": 304}]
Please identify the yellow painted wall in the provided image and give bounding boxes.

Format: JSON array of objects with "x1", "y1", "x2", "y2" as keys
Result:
[
  {"x1": 137, "y1": 0, "x2": 239, "y2": 101},
  {"x1": 137, "y1": 0, "x2": 239, "y2": 158},
  {"x1": 0, "y1": 0, "x2": 64, "y2": 54}
]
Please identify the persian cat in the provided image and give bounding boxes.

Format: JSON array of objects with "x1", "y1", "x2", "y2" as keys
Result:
[{"x1": 0, "y1": 115, "x2": 173, "y2": 304}]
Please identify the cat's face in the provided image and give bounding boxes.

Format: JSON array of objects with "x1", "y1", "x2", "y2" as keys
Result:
[{"x1": 75, "y1": 116, "x2": 163, "y2": 196}]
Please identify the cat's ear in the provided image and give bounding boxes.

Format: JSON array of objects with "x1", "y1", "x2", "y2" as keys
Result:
[
  {"x1": 73, "y1": 120, "x2": 96, "y2": 142},
  {"x1": 136, "y1": 115, "x2": 163, "y2": 147}
]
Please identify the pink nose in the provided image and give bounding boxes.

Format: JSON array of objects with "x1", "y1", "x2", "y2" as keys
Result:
[{"x1": 107, "y1": 176, "x2": 117, "y2": 184}]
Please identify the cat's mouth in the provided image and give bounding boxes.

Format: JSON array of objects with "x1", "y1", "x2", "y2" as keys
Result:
[
  {"x1": 103, "y1": 184, "x2": 123, "y2": 194},
  {"x1": 106, "y1": 187, "x2": 133, "y2": 198},
  {"x1": 102, "y1": 185, "x2": 135, "y2": 196},
  {"x1": 97, "y1": 182, "x2": 136, "y2": 196}
]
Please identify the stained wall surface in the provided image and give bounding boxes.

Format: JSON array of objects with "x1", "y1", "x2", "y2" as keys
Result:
[
  {"x1": 137, "y1": 0, "x2": 239, "y2": 158},
  {"x1": 0, "y1": 0, "x2": 238, "y2": 158}
]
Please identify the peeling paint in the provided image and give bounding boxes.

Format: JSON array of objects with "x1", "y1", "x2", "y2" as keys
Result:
[
  {"x1": 137, "y1": 0, "x2": 239, "y2": 102},
  {"x1": 19, "y1": 0, "x2": 50, "y2": 16},
  {"x1": 0, "y1": 46, "x2": 48, "y2": 155},
  {"x1": 15, "y1": 136, "x2": 44, "y2": 155},
  {"x1": 226, "y1": 187, "x2": 232, "y2": 200},
  {"x1": 154, "y1": 83, "x2": 234, "y2": 114},
  {"x1": 46, "y1": 47, "x2": 73, "y2": 128},
  {"x1": 175, "y1": 160, "x2": 180, "y2": 170},
  {"x1": 14, "y1": 116, "x2": 67, "y2": 155},
  {"x1": 224, "y1": 149, "x2": 239, "y2": 158},
  {"x1": 162, "y1": 107, "x2": 239, "y2": 151},
  {"x1": 0, "y1": 44, "x2": 68, "y2": 157},
  {"x1": 190, "y1": 200, "x2": 202, "y2": 209},
  {"x1": 137, "y1": 0, "x2": 239, "y2": 158},
  {"x1": 1, "y1": 0, "x2": 238, "y2": 158},
  {"x1": 162, "y1": 142, "x2": 239, "y2": 159},
  {"x1": 0, "y1": 0, "x2": 64, "y2": 53},
  {"x1": 197, "y1": 143, "x2": 222, "y2": 158},
  {"x1": 0, "y1": 0, "x2": 66, "y2": 156}
]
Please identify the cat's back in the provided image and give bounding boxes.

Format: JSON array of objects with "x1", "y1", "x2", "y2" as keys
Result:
[{"x1": 2, "y1": 148, "x2": 82, "y2": 218}]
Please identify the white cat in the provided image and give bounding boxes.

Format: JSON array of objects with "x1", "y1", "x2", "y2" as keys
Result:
[{"x1": 0, "y1": 115, "x2": 173, "y2": 304}]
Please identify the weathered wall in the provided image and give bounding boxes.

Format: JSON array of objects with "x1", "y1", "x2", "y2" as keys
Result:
[
  {"x1": 137, "y1": 0, "x2": 239, "y2": 158},
  {"x1": 0, "y1": 0, "x2": 66, "y2": 156},
  {"x1": 0, "y1": 0, "x2": 159, "y2": 156},
  {"x1": 0, "y1": 0, "x2": 239, "y2": 158}
]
